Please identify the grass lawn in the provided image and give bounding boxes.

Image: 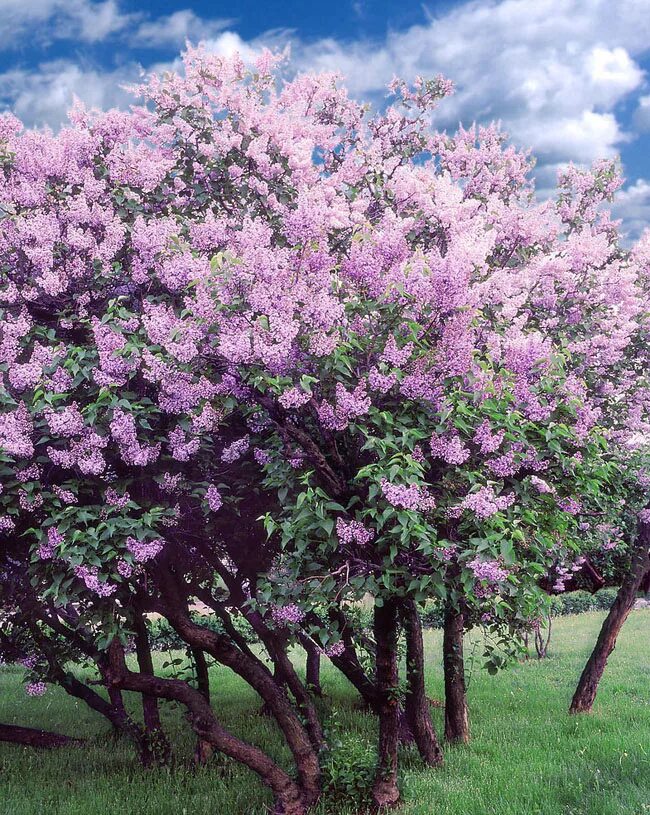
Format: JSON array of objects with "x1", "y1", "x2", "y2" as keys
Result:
[{"x1": 1, "y1": 610, "x2": 649, "y2": 815}]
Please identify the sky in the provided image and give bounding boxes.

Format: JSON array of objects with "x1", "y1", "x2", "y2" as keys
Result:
[{"x1": 1, "y1": 0, "x2": 650, "y2": 238}]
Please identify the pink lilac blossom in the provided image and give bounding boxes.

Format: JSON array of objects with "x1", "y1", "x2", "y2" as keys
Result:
[
  {"x1": 125, "y1": 537, "x2": 164, "y2": 563},
  {"x1": 221, "y1": 435, "x2": 250, "y2": 463},
  {"x1": 380, "y1": 478, "x2": 436, "y2": 511},
  {"x1": 105, "y1": 488, "x2": 130, "y2": 509},
  {"x1": 530, "y1": 475, "x2": 555, "y2": 494},
  {"x1": 271, "y1": 604, "x2": 305, "y2": 626},
  {"x1": 336, "y1": 518, "x2": 375, "y2": 546},
  {"x1": 473, "y1": 420, "x2": 505, "y2": 454},
  {"x1": 0, "y1": 516, "x2": 16, "y2": 532},
  {"x1": 45, "y1": 403, "x2": 84, "y2": 437},
  {"x1": 25, "y1": 682, "x2": 47, "y2": 697},
  {"x1": 206, "y1": 484, "x2": 223, "y2": 512},
  {"x1": 116, "y1": 559, "x2": 133, "y2": 578},
  {"x1": 323, "y1": 641, "x2": 346, "y2": 658},
  {"x1": 558, "y1": 497, "x2": 581, "y2": 515},
  {"x1": 74, "y1": 565, "x2": 117, "y2": 596},
  {"x1": 38, "y1": 526, "x2": 63, "y2": 560},
  {"x1": 430, "y1": 433, "x2": 470, "y2": 465},
  {"x1": 52, "y1": 484, "x2": 77, "y2": 505},
  {"x1": 278, "y1": 387, "x2": 312, "y2": 409},
  {"x1": 638, "y1": 508, "x2": 650, "y2": 524},
  {"x1": 459, "y1": 487, "x2": 515, "y2": 520},
  {"x1": 467, "y1": 557, "x2": 510, "y2": 583}
]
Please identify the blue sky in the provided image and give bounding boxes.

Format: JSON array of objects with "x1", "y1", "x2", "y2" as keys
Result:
[{"x1": 2, "y1": 0, "x2": 650, "y2": 237}]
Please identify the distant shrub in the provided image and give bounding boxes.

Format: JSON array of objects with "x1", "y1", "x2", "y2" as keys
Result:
[{"x1": 549, "y1": 588, "x2": 618, "y2": 617}]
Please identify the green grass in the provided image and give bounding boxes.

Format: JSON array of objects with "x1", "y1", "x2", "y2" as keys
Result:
[{"x1": 1, "y1": 611, "x2": 649, "y2": 815}]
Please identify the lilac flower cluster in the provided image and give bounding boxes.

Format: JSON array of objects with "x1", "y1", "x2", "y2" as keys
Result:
[
  {"x1": 456, "y1": 486, "x2": 515, "y2": 520},
  {"x1": 38, "y1": 526, "x2": 63, "y2": 560},
  {"x1": 206, "y1": 484, "x2": 223, "y2": 512},
  {"x1": 105, "y1": 488, "x2": 130, "y2": 509},
  {"x1": 336, "y1": 518, "x2": 375, "y2": 546},
  {"x1": 168, "y1": 426, "x2": 200, "y2": 462},
  {"x1": 430, "y1": 433, "x2": 470, "y2": 465},
  {"x1": 45, "y1": 403, "x2": 85, "y2": 438},
  {"x1": 221, "y1": 435, "x2": 250, "y2": 463},
  {"x1": 318, "y1": 383, "x2": 371, "y2": 431},
  {"x1": 125, "y1": 537, "x2": 164, "y2": 563},
  {"x1": 468, "y1": 557, "x2": 509, "y2": 583},
  {"x1": 25, "y1": 681, "x2": 47, "y2": 697},
  {"x1": 557, "y1": 497, "x2": 581, "y2": 515},
  {"x1": 486, "y1": 451, "x2": 519, "y2": 477},
  {"x1": 278, "y1": 387, "x2": 312, "y2": 409},
  {"x1": 530, "y1": 475, "x2": 555, "y2": 494},
  {"x1": 52, "y1": 485, "x2": 77, "y2": 505},
  {"x1": 473, "y1": 420, "x2": 505, "y2": 454},
  {"x1": 271, "y1": 603, "x2": 305, "y2": 626},
  {"x1": 74, "y1": 565, "x2": 117, "y2": 597},
  {"x1": 323, "y1": 641, "x2": 345, "y2": 658},
  {"x1": 110, "y1": 409, "x2": 160, "y2": 466},
  {"x1": 380, "y1": 479, "x2": 436, "y2": 512}
]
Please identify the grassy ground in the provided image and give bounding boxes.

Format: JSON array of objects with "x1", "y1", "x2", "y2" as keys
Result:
[{"x1": 1, "y1": 611, "x2": 649, "y2": 815}]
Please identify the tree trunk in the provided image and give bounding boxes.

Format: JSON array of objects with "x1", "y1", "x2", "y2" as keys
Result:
[
  {"x1": 0, "y1": 724, "x2": 83, "y2": 749},
  {"x1": 302, "y1": 639, "x2": 322, "y2": 697},
  {"x1": 443, "y1": 605, "x2": 469, "y2": 744},
  {"x1": 371, "y1": 599, "x2": 401, "y2": 810},
  {"x1": 192, "y1": 647, "x2": 211, "y2": 702},
  {"x1": 133, "y1": 614, "x2": 171, "y2": 766},
  {"x1": 158, "y1": 573, "x2": 321, "y2": 806},
  {"x1": 400, "y1": 600, "x2": 443, "y2": 766},
  {"x1": 106, "y1": 641, "x2": 310, "y2": 815},
  {"x1": 570, "y1": 520, "x2": 650, "y2": 714},
  {"x1": 191, "y1": 647, "x2": 213, "y2": 765}
]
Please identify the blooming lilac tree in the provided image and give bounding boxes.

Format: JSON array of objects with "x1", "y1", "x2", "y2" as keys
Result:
[{"x1": 1, "y1": 46, "x2": 649, "y2": 812}]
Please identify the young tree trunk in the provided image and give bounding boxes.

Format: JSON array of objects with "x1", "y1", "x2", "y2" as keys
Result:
[
  {"x1": 158, "y1": 573, "x2": 321, "y2": 807},
  {"x1": 192, "y1": 647, "x2": 211, "y2": 702},
  {"x1": 301, "y1": 637, "x2": 322, "y2": 697},
  {"x1": 570, "y1": 520, "x2": 650, "y2": 714},
  {"x1": 0, "y1": 724, "x2": 83, "y2": 749},
  {"x1": 105, "y1": 642, "x2": 310, "y2": 815},
  {"x1": 371, "y1": 599, "x2": 401, "y2": 810},
  {"x1": 133, "y1": 614, "x2": 171, "y2": 766},
  {"x1": 443, "y1": 605, "x2": 470, "y2": 744},
  {"x1": 400, "y1": 600, "x2": 443, "y2": 766},
  {"x1": 191, "y1": 646, "x2": 213, "y2": 765}
]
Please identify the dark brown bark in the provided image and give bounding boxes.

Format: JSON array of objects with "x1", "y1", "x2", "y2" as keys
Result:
[
  {"x1": 244, "y1": 610, "x2": 325, "y2": 751},
  {"x1": 534, "y1": 614, "x2": 552, "y2": 659},
  {"x1": 192, "y1": 647, "x2": 211, "y2": 702},
  {"x1": 371, "y1": 599, "x2": 401, "y2": 810},
  {"x1": 400, "y1": 600, "x2": 443, "y2": 766},
  {"x1": 133, "y1": 614, "x2": 171, "y2": 766},
  {"x1": 443, "y1": 605, "x2": 469, "y2": 744},
  {"x1": 302, "y1": 638, "x2": 322, "y2": 697},
  {"x1": 105, "y1": 642, "x2": 309, "y2": 815},
  {"x1": 319, "y1": 608, "x2": 380, "y2": 710},
  {"x1": 157, "y1": 570, "x2": 321, "y2": 806},
  {"x1": 190, "y1": 647, "x2": 213, "y2": 765},
  {"x1": 570, "y1": 519, "x2": 650, "y2": 714},
  {"x1": 0, "y1": 724, "x2": 83, "y2": 749}
]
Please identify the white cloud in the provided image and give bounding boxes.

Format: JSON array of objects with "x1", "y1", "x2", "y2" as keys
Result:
[
  {"x1": 613, "y1": 178, "x2": 650, "y2": 242},
  {"x1": 634, "y1": 94, "x2": 650, "y2": 131},
  {"x1": 132, "y1": 10, "x2": 233, "y2": 48},
  {"x1": 0, "y1": 0, "x2": 134, "y2": 47},
  {"x1": 3, "y1": 0, "x2": 650, "y2": 240},
  {"x1": 272, "y1": 0, "x2": 649, "y2": 167},
  {"x1": 0, "y1": 60, "x2": 141, "y2": 129}
]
